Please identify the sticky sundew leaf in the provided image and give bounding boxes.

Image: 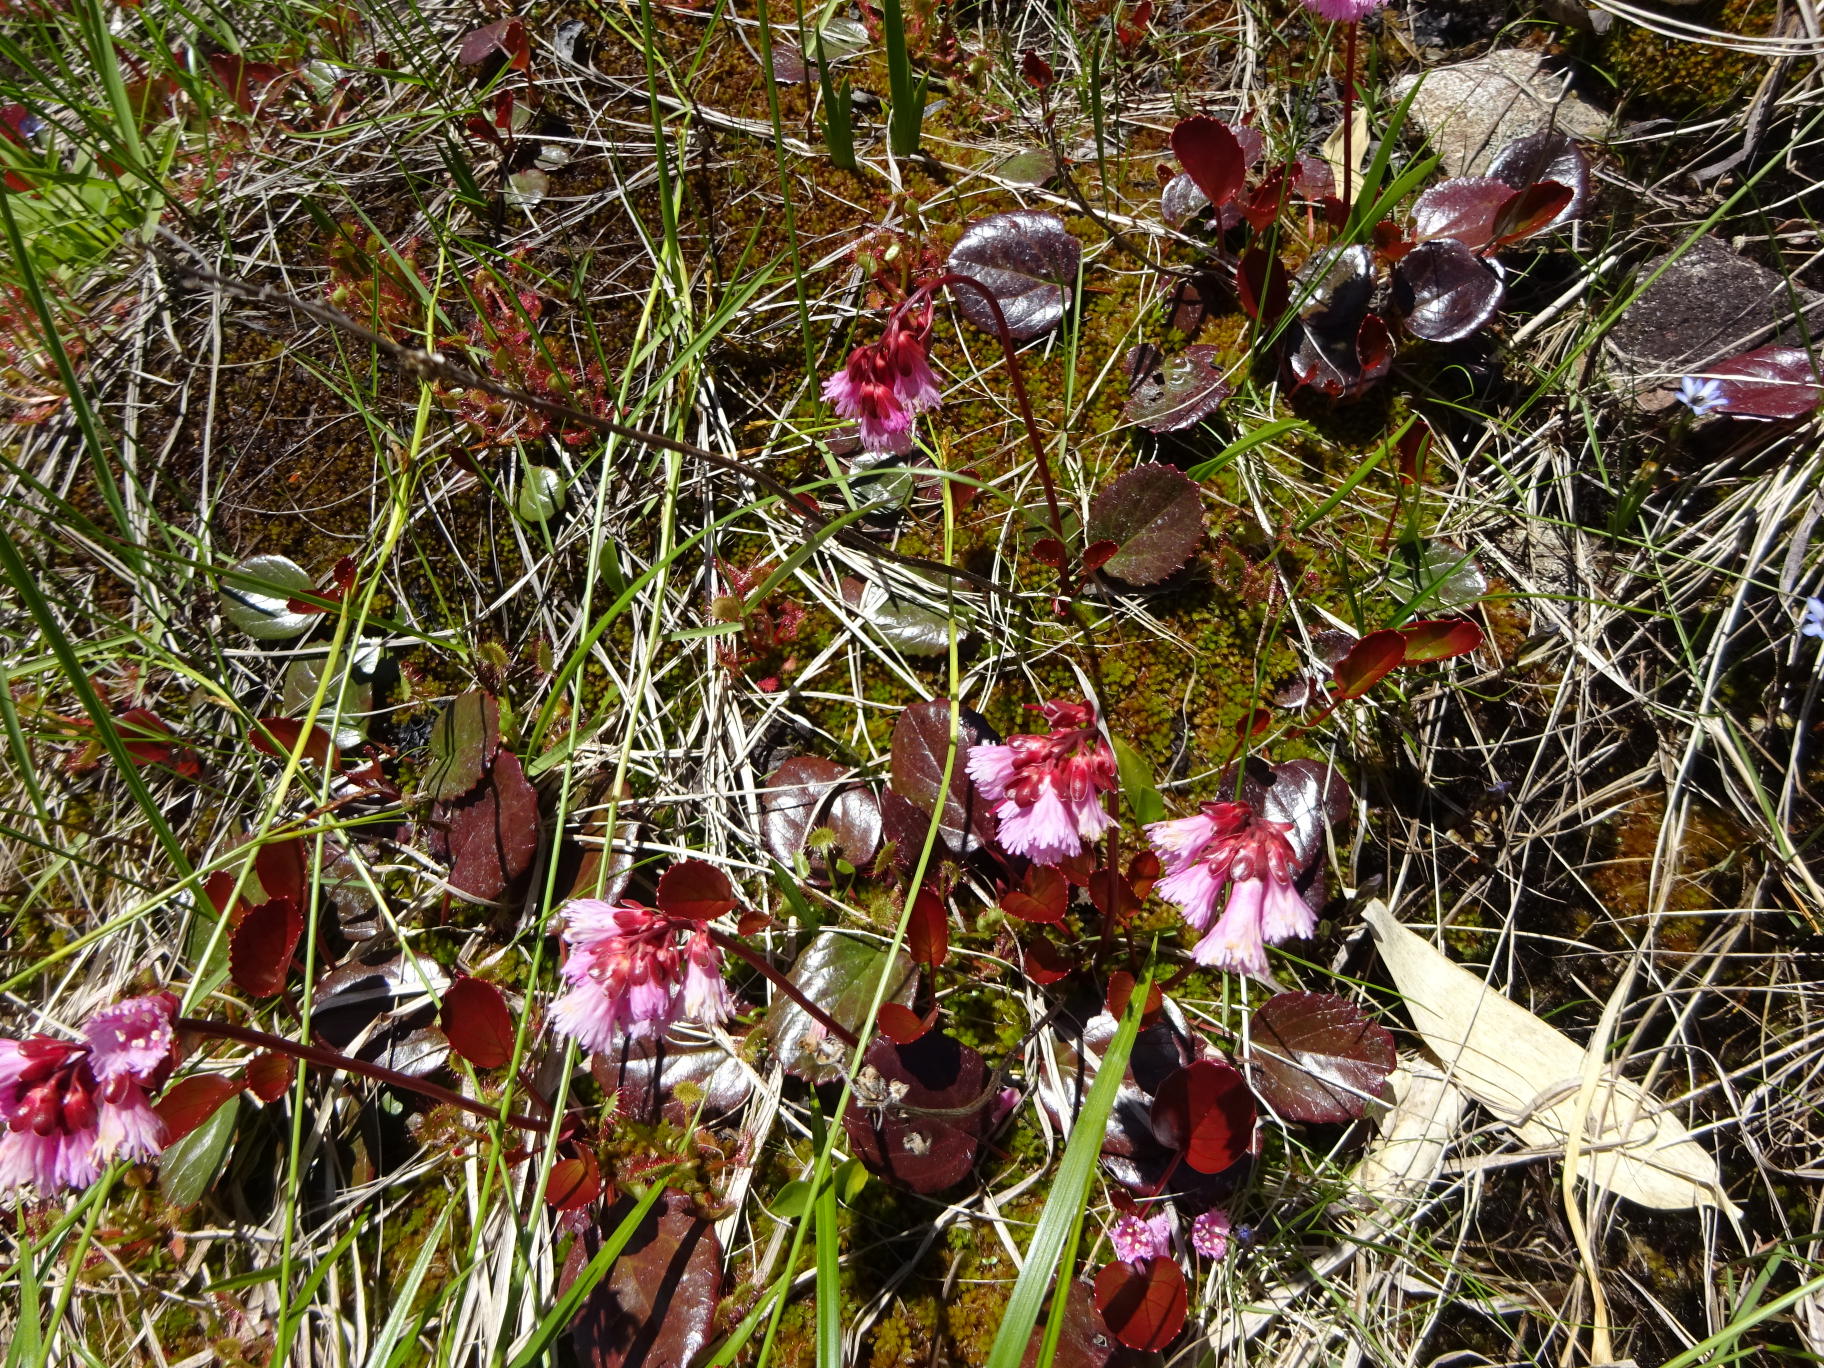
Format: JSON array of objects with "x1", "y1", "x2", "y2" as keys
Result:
[
  {"x1": 946, "y1": 210, "x2": 1082, "y2": 342},
  {"x1": 1085, "y1": 465, "x2": 1206, "y2": 586}
]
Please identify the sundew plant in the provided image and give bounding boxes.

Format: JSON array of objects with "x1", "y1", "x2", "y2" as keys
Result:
[{"x1": 1, "y1": 0, "x2": 1822, "y2": 1365}]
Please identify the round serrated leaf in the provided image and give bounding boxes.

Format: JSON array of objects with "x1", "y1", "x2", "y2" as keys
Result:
[
  {"x1": 1121, "y1": 345, "x2": 1232, "y2": 433},
  {"x1": 1085, "y1": 465, "x2": 1205, "y2": 585},
  {"x1": 946, "y1": 210, "x2": 1081, "y2": 341},
  {"x1": 1394, "y1": 239, "x2": 1504, "y2": 344}
]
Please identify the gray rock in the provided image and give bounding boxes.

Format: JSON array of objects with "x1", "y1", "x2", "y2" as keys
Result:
[
  {"x1": 1394, "y1": 49, "x2": 1608, "y2": 177},
  {"x1": 1607, "y1": 236, "x2": 1824, "y2": 405}
]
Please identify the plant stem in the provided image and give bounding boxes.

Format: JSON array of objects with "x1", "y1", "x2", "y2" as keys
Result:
[
  {"x1": 708, "y1": 931, "x2": 861, "y2": 1048},
  {"x1": 1342, "y1": 22, "x2": 1358, "y2": 208},
  {"x1": 175, "y1": 1016, "x2": 553, "y2": 1133},
  {"x1": 920, "y1": 273, "x2": 1071, "y2": 590}
]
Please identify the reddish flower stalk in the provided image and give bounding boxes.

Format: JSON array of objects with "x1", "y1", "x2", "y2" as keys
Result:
[{"x1": 176, "y1": 1016, "x2": 553, "y2": 1133}]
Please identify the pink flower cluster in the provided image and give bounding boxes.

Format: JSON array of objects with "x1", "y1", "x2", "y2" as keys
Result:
[
  {"x1": 1146, "y1": 801, "x2": 1313, "y2": 975},
  {"x1": 1192, "y1": 1208, "x2": 1232, "y2": 1260},
  {"x1": 1, "y1": 995, "x2": 176, "y2": 1192},
  {"x1": 966, "y1": 699, "x2": 1117, "y2": 866},
  {"x1": 550, "y1": 901, "x2": 735, "y2": 1054},
  {"x1": 821, "y1": 313, "x2": 942, "y2": 453},
  {"x1": 1110, "y1": 1209, "x2": 1173, "y2": 1267},
  {"x1": 1300, "y1": 0, "x2": 1388, "y2": 21}
]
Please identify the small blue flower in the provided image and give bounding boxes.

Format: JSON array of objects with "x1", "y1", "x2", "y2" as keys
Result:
[
  {"x1": 1802, "y1": 597, "x2": 1824, "y2": 640},
  {"x1": 1675, "y1": 376, "x2": 1727, "y2": 416}
]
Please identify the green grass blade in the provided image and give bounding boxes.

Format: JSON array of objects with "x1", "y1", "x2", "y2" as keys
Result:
[{"x1": 984, "y1": 962, "x2": 1153, "y2": 1368}]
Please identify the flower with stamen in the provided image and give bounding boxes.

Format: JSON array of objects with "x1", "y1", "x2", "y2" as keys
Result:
[
  {"x1": 1675, "y1": 375, "x2": 1727, "y2": 417},
  {"x1": 550, "y1": 901, "x2": 736, "y2": 1055},
  {"x1": 1192, "y1": 1208, "x2": 1232, "y2": 1260},
  {"x1": 1109, "y1": 1210, "x2": 1173, "y2": 1267},
  {"x1": 966, "y1": 699, "x2": 1116, "y2": 866},
  {"x1": 1146, "y1": 801, "x2": 1312, "y2": 975},
  {"x1": 0, "y1": 994, "x2": 176, "y2": 1192}
]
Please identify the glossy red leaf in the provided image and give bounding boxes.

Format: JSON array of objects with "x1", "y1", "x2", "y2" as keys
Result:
[
  {"x1": 155, "y1": 1074, "x2": 243, "y2": 1145},
  {"x1": 946, "y1": 211, "x2": 1082, "y2": 341},
  {"x1": 443, "y1": 976, "x2": 516, "y2": 1068},
  {"x1": 1246, "y1": 990, "x2": 1396, "y2": 1123},
  {"x1": 1094, "y1": 1255, "x2": 1186, "y2": 1351},
  {"x1": 1490, "y1": 180, "x2": 1574, "y2": 248},
  {"x1": 1126, "y1": 851, "x2": 1160, "y2": 899},
  {"x1": 243, "y1": 1051, "x2": 293, "y2": 1103},
  {"x1": 1148, "y1": 1059, "x2": 1255, "y2": 1173},
  {"x1": 1394, "y1": 239, "x2": 1504, "y2": 344},
  {"x1": 1003, "y1": 864, "x2": 1068, "y2": 924},
  {"x1": 1332, "y1": 630, "x2": 1407, "y2": 701},
  {"x1": 1021, "y1": 932, "x2": 1074, "y2": 984},
  {"x1": 457, "y1": 18, "x2": 530, "y2": 71},
  {"x1": 1080, "y1": 540, "x2": 1120, "y2": 575},
  {"x1": 656, "y1": 859, "x2": 738, "y2": 921},
  {"x1": 1031, "y1": 537, "x2": 1068, "y2": 573},
  {"x1": 230, "y1": 896, "x2": 302, "y2": 997},
  {"x1": 1488, "y1": 131, "x2": 1589, "y2": 228},
  {"x1": 1240, "y1": 164, "x2": 1291, "y2": 231},
  {"x1": 1236, "y1": 246, "x2": 1289, "y2": 324},
  {"x1": 1021, "y1": 49, "x2": 1055, "y2": 89},
  {"x1": 876, "y1": 1002, "x2": 932, "y2": 1044},
  {"x1": 545, "y1": 1147, "x2": 601, "y2": 1210},
  {"x1": 759, "y1": 756, "x2": 881, "y2": 878},
  {"x1": 250, "y1": 716, "x2": 337, "y2": 768},
  {"x1": 1710, "y1": 345, "x2": 1822, "y2": 419},
  {"x1": 114, "y1": 707, "x2": 175, "y2": 767},
  {"x1": 844, "y1": 1033, "x2": 994, "y2": 1191},
  {"x1": 1104, "y1": 971, "x2": 1162, "y2": 1023},
  {"x1": 1171, "y1": 116, "x2": 1245, "y2": 210},
  {"x1": 1088, "y1": 868, "x2": 1139, "y2": 920},
  {"x1": 906, "y1": 886, "x2": 949, "y2": 968},
  {"x1": 254, "y1": 837, "x2": 307, "y2": 907},
  {"x1": 1397, "y1": 618, "x2": 1484, "y2": 663}
]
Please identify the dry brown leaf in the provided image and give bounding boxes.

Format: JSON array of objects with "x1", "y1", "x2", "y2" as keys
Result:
[
  {"x1": 1354, "y1": 1058, "x2": 1465, "y2": 1208},
  {"x1": 1363, "y1": 901, "x2": 1738, "y2": 1215}
]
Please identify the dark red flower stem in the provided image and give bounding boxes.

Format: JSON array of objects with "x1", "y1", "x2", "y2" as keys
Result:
[
  {"x1": 706, "y1": 930, "x2": 862, "y2": 1048},
  {"x1": 914, "y1": 272, "x2": 1072, "y2": 592},
  {"x1": 1342, "y1": 23, "x2": 1358, "y2": 208},
  {"x1": 175, "y1": 1016, "x2": 553, "y2": 1133}
]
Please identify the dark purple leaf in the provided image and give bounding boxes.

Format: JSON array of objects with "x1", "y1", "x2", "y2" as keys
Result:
[
  {"x1": 760, "y1": 756, "x2": 881, "y2": 876},
  {"x1": 765, "y1": 932, "x2": 916, "y2": 1082},
  {"x1": 457, "y1": 19, "x2": 530, "y2": 71},
  {"x1": 656, "y1": 860, "x2": 738, "y2": 921},
  {"x1": 594, "y1": 1032, "x2": 754, "y2": 1125},
  {"x1": 1489, "y1": 181, "x2": 1575, "y2": 248},
  {"x1": 562, "y1": 1191, "x2": 722, "y2": 1368},
  {"x1": 1246, "y1": 991, "x2": 1396, "y2": 1123},
  {"x1": 1710, "y1": 345, "x2": 1822, "y2": 419},
  {"x1": 1398, "y1": 618, "x2": 1484, "y2": 663},
  {"x1": 446, "y1": 749, "x2": 540, "y2": 900},
  {"x1": 1295, "y1": 245, "x2": 1376, "y2": 340},
  {"x1": 1293, "y1": 155, "x2": 1334, "y2": 198},
  {"x1": 1085, "y1": 465, "x2": 1205, "y2": 586},
  {"x1": 1159, "y1": 173, "x2": 1210, "y2": 230},
  {"x1": 1020, "y1": 49, "x2": 1054, "y2": 89},
  {"x1": 1170, "y1": 116, "x2": 1245, "y2": 211},
  {"x1": 1287, "y1": 312, "x2": 1393, "y2": 400},
  {"x1": 1081, "y1": 540, "x2": 1119, "y2": 575},
  {"x1": 946, "y1": 211, "x2": 1081, "y2": 342},
  {"x1": 425, "y1": 690, "x2": 500, "y2": 801},
  {"x1": 231, "y1": 897, "x2": 301, "y2": 997},
  {"x1": 1488, "y1": 131, "x2": 1589, "y2": 228},
  {"x1": 1149, "y1": 1059, "x2": 1255, "y2": 1173},
  {"x1": 1019, "y1": 1281, "x2": 1117, "y2": 1368},
  {"x1": 844, "y1": 1033, "x2": 993, "y2": 1192},
  {"x1": 1230, "y1": 123, "x2": 1267, "y2": 168},
  {"x1": 1094, "y1": 1257, "x2": 1186, "y2": 1352},
  {"x1": 889, "y1": 700, "x2": 998, "y2": 857},
  {"x1": 1121, "y1": 345, "x2": 1232, "y2": 433},
  {"x1": 1409, "y1": 177, "x2": 1517, "y2": 253},
  {"x1": 1333, "y1": 630, "x2": 1406, "y2": 700},
  {"x1": 1394, "y1": 239, "x2": 1505, "y2": 344},
  {"x1": 769, "y1": 44, "x2": 807, "y2": 84},
  {"x1": 155, "y1": 1075, "x2": 244, "y2": 1145},
  {"x1": 442, "y1": 976, "x2": 516, "y2": 1068},
  {"x1": 1158, "y1": 271, "x2": 1224, "y2": 337}
]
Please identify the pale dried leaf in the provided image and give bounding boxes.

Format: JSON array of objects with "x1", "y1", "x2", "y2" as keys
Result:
[
  {"x1": 1353, "y1": 1059, "x2": 1464, "y2": 1207},
  {"x1": 1363, "y1": 900, "x2": 1737, "y2": 1214}
]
